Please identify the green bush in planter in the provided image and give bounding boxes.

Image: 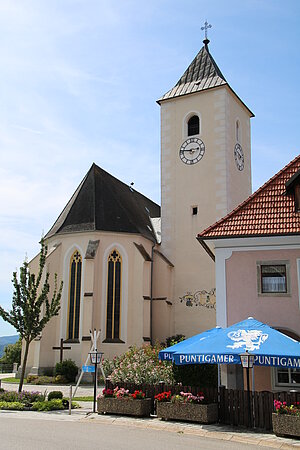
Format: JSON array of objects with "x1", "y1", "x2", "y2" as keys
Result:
[
  {"x1": 48, "y1": 391, "x2": 63, "y2": 401},
  {"x1": 55, "y1": 359, "x2": 78, "y2": 383}
]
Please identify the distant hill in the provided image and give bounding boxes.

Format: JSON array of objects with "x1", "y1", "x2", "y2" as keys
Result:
[{"x1": 0, "y1": 335, "x2": 19, "y2": 358}]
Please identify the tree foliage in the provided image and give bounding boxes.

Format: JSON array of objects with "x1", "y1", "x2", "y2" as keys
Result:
[
  {"x1": 0, "y1": 238, "x2": 63, "y2": 391},
  {"x1": 0, "y1": 337, "x2": 22, "y2": 365}
]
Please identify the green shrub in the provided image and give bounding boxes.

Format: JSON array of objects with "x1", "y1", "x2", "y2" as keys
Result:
[
  {"x1": 165, "y1": 334, "x2": 185, "y2": 347},
  {"x1": 32, "y1": 399, "x2": 64, "y2": 411},
  {"x1": 0, "y1": 391, "x2": 19, "y2": 402},
  {"x1": 48, "y1": 391, "x2": 63, "y2": 401},
  {"x1": 54, "y1": 359, "x2": 78, "y2": 383},
  {"x1": 0, "y1": 388, "x2": 4, "y2": 393},
  {"x1": 172, "y1": 364, "x2": 218, "y2": 387},
  {"x1": 0, "y1": 390, "x2": 44, "y2": 405},
  {"x1": 0, "y1": 401, "x2": 24, "y2": 411},
  {"x1": 27, "y1": 375, "x2": 38, "y2": 384},
  {"x1": 34, "y1": 376, "x2": 54, "y2": 385},
  {"x1": 54, "y1": 375, "x2": 68, "y2": 384}
]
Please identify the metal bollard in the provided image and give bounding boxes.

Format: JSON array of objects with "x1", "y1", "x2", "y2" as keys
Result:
[{"x1": 69, "y1": 385, "x2": 72, "y2": 415}]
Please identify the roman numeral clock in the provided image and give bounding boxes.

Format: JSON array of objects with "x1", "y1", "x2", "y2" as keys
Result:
[{"x1": 179, "y1": 137, "x2": 205, "y2": 165}]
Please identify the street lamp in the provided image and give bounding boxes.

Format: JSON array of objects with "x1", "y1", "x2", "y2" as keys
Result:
[
  {"x1": 240, "y1": 351, "x2": 254, "y2": 428},
  {"x1": 89, "y1": 351, "x2": 104, "y2": 413}
]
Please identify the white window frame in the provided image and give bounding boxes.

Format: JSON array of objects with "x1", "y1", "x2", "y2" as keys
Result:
[
  {"x1": 273, "y1": 367, "x2": 300, "y2": 389},
  {"x1": 256, "y1": 260, "x2": 291, "y2": 297}
]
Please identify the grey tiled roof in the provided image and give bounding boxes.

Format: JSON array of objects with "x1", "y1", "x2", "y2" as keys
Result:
[
  {"x1": 45, "y1": 163, "x2": 160, "y2": 242},
  {"x1": 157, "y1": 43, "x2": 254, "y2": 117},
  {"x1": 158, "y1": 44, "x2": 226, "y2": 102}
]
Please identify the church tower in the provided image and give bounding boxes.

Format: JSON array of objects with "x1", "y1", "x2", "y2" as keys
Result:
[{"x1": 157, "y1": 32, "x2": 254, "y2": 338}]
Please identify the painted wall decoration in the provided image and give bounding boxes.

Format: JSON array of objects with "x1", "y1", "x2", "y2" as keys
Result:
[{"x1": 179, "y1": 289, "x2": 216, "y2": 309}]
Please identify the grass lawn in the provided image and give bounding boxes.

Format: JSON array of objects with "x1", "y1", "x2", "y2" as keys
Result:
[
  {"x1": 1, "y1": 377, "x2": 24, "y2": 383},
  {"x1": 73, "y1": 396, "x2": 94, "y2": 402}
]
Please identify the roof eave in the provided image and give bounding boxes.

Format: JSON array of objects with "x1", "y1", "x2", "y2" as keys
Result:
[
  {"x1": 199, "y1": 231, "x2": 300, "y2": 241},
  {"x1": 157, "y1": 83, "x2": 255, "y2": 118}
]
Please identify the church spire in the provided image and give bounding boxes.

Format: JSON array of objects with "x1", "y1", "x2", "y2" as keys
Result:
[{"x1": 157, "y1": 40, "x2": 227, "y2": 103}]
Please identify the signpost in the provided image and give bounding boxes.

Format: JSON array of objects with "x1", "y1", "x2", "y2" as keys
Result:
[
  {"x1": 82, "y1": 365, "x2": 95, "y2": 373},
  {"x1": 72, "y1": 329, "x2": 106, "y2": 411},
  {"x1": 89, "y1": 349, "x2": 104, "y2": 413}
]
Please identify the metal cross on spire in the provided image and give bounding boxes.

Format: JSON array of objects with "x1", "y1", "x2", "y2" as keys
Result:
[{"x1": 201, "y1": 20, "x2": 212, "y2": 45}]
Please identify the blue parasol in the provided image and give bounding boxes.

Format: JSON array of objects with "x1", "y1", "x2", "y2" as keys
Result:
[
  {"x1": 172, "y1": 317, "x2": 300, "y2": 368},
  {"x1": 159, "y1": 326, "x2": 222, "y2": 361}
]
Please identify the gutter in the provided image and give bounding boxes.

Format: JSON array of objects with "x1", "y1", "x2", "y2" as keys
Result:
[{"x1": 197, "y1": 237, "x2": 215, "y2": 262}]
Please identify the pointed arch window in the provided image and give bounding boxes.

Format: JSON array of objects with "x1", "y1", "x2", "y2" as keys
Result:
[
  {"x1": 105, "y1": 250, "x2": 122, "y2": 341},
  {"x1": 67, "y1": 250, "x2": 82, "y2": 340},
  {"x1": 188, "y1": 115, "x2": 199, "y2": 136},
  {"x1": 236, "y1": 120, "x2": 240, "y2": 142}
]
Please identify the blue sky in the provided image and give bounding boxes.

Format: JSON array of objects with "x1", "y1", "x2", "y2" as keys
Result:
[{"x1": 1, "y1": 0, "x2": 300, "y2": 336}]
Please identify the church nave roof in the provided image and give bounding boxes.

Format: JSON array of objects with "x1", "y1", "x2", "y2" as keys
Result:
[{"x1": 46, "y1": 163, "x2": 160, "y2": 242}]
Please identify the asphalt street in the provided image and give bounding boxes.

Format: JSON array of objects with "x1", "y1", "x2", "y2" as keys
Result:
[{"x1": 0, "y1": 416, "x2": 273, "y2": 450}]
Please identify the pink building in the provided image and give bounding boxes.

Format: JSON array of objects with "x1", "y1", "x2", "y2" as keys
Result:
[{"x1": 198, "y1": 155, "x2": 300, "y2": 391}]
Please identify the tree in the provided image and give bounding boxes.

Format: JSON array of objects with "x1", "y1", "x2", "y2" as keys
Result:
[
  {"x1": 0, "y1": 337, "x2": 22, "y2": 365},
  {"x1": 0, "y1": 239, "x2": 63, "y2": 392}
]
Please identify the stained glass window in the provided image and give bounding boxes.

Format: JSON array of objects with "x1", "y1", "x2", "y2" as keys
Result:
[
  {"x1": 106, "y1": 250, "x2": 122, "y2": 340},
  {"x1": 67, "y1": 250, "x2": 82, "y2": 339}
]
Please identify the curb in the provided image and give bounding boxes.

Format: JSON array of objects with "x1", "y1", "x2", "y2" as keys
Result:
[{"x1": 84, "y1": 414, "x2": 300, "y2": 449}]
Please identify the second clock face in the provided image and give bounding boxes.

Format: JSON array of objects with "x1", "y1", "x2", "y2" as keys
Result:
[
  {"x1": 234, "y1": 143, "x2": 244, "y2": 171},
  {"x1": 179, "y1": 137, "x2": 205, "y2": 165}
]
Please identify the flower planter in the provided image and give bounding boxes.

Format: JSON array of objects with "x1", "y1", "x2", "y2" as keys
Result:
[
  {"x1": 156, "y1": 402, "x2": 218, "y2": 424},
  {"x1": 272, "y1": 413, "x2": 300, "y2": 438},
  {"x1": 97, "y1": 397, "x2": 152, "y2": 417}
]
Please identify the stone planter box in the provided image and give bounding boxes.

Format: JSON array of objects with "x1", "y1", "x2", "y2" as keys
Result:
[
  {"x1": 97, "y1": 397, "x2": 152, "y2": 417},
  {"x1": 272, "y1": 413, "x2": 300, "y2": 438},
  {"x1": 157, "y1": 402, "x2": 218, "y2": 424}
]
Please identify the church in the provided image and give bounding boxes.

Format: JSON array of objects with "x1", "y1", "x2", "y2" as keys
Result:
[{"x1": 24, "y1": 34, "x2": 254, "y2": 375}]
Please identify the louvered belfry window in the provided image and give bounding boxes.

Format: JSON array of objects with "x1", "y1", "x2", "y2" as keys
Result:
[
  {"x1": 188, "y1": 115, "x2": 199, "y2": 136},
  {"x1": 67, "y1": 250, "x2": 82, "y2": 339},
  {"x1": 106, "y1": 250, "x2": 122, "y2": 340}
]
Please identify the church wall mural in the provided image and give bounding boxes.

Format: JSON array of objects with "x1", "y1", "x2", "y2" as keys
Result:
[{"x1": 179, "y1": 288, "x2": 216, "y2": 310}]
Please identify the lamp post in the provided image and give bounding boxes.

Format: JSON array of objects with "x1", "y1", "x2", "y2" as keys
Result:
[
  {"x1": 240, "y1": 351, "x2": 254, "y2": 428},
  {"x1": 89, "y1": 350, "x2": 103, "y2": 413}
]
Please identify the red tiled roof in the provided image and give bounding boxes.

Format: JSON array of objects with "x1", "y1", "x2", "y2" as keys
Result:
[{"x1": 198, "y1": 155, "x2": 300, "y2": 239}]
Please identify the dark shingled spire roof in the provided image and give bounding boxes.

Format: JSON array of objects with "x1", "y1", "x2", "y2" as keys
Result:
[
  {"x1": 157, "y1": 43, "x2": 254, "y2": 117},
  {"x1": 45, "y1": 163, "x2": 160, "y2": 242}
]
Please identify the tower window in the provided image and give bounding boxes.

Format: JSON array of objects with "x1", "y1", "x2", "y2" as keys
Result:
[
  {"x1": 106, "y1": 250, "x2": 122, "y2": 341},
  {"x1": 192, "y1": 206, "x2": 198, "y2": 215},
  {"x1": 236, "y1": 120, "x2": 240, "y2": 142},
  {"x1": 67, "y1": 250, "x2": 82, "y2": 340},
  {"x1": 188, "y1": 115, "x2": 199, "y2": 136}
]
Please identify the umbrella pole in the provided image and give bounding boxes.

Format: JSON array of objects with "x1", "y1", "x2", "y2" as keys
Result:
[{"x1": 246, "y1": 367, "x2": 252, "y2": 428}]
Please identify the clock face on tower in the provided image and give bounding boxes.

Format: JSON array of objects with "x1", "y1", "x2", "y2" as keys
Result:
[
  {"x1": 234, "y1": 143, "x2": 244, "y2": 171},
  {"x1": 179, "y1": 137, "x2": 205, "y2": 165}
]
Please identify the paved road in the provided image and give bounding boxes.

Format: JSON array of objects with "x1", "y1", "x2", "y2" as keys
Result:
[{"x1": 0, "y1": 416, "x2": 273, "y2": 450}]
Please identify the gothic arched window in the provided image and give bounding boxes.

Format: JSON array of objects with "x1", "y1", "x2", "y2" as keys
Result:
[
  {"x1": 188, "y1": 115, "x2": 199, "y2": 136},
  {"x1": 106, "y1": 250, "x2": 122, "y2": 341},
  {"x1": 236, "y1": 120, "x2": 240, "y2": 142},
  {"x1": 67, "y1": 250, "x2": 82, "y2": 340}
]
